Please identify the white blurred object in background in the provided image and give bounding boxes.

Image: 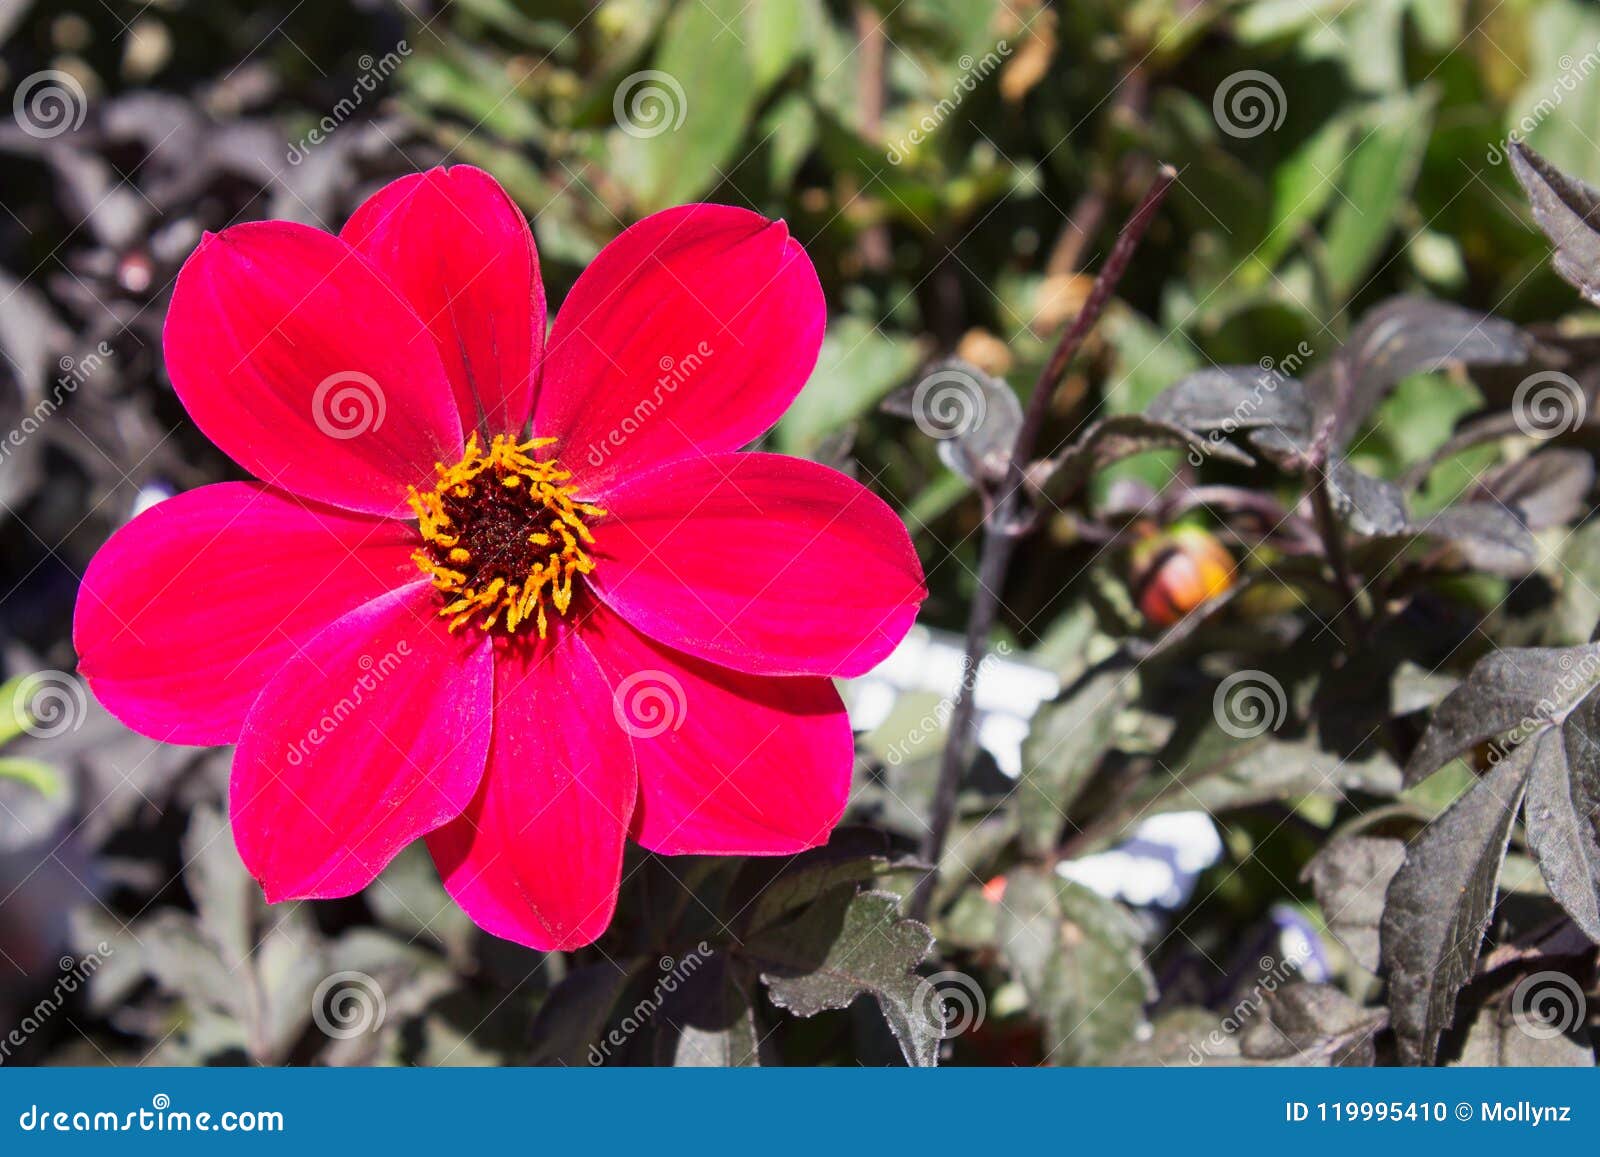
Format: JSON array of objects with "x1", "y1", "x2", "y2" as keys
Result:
[
  {"x1": 849, "y1": 627, "x2": 1226, "y2": 912},
  {"x1": 845, "y1": 625, "x2": 1059, "y2": 778}
]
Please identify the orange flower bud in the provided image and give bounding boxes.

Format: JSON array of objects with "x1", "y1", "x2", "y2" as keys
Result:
[{"x1": 1132, "y1": 526, "x2": 1234, "y2": 628}]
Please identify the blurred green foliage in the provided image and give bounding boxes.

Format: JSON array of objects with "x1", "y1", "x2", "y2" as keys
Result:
[{"x1": 392, "y1": 0, "x2": 1600, "y2": 633}]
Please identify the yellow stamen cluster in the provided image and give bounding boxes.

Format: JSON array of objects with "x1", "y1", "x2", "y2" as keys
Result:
[{"x1": 409, "y1": 434, "x2": 605, "y2": 638}]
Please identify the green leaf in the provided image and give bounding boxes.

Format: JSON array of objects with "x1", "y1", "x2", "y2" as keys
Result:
[
  {"x1": 612, "y1": 0, "x2": 761, "y2": 209},
  {"x1": 1233, "y1": 0, "x2": 1350, "y2": 43},
  {"x1": 0, "y1": 756, "x2": 61, "y2": 797},
  {"x1": 1329, "y1": 0, "x2": 1407, "y2": 95},
  {"x1": 400, "y1": 48, "x2": 546, "y2": 142},
  {"x1": 745, "y1": 0, "x2": 811, "y2": 91},
  {"x1": 1365, "y1": 373, "x2": 1481, "y2": 475},
  {"x1": 1104, "y1": 306, "x2": 1201, "y2": 413},
  {"x1": 442, "y1": 0, "x2": 567, "y2": 47},
  {"x1": 777, "y1": 319, "x2": 923, "y2": 456},
  {"x1": 1017, "y1": 667, "x2": 1133, "y2": 854},
  {"x1": 996, "y1": 869, "x2": 1152, "y2": 1065},
  {"x1": 1321, "y1": 92, "x2": 1435, "y2": 300},
  {"x1": 0, "y1": 675, "x2": 32, "y2": 748},
  {"x1": 1380, "y1": 743, "x2": 1533, "y2": 1065},
  {"x1": 747, "y1": 887, "x2": 939, "y2": 1067},
  {"x1": 1514, "y1": 0, "x2": 1600, "y2": 187},
  {"x1": 1550, "y1": 521, "x2": 1600, "y2": 644},
  {"x1": 1093, "y1": 306, "x2": 1205, "y2": 497},
  {"x1": 1250, "y1": 112, "x2": 1357, "y2": 276},
  {"x1": 760, "y1": 93, "x2": 818, "y2": 189}
]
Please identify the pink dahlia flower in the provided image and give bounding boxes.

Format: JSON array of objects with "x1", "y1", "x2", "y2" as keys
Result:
[{"x1": 73, "y1": 167, "x2": 926, "y2": 949}]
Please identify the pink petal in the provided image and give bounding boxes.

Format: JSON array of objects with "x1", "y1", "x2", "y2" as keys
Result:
[
  {"x1": 536, "y1": 204, "x2": 824, "y2": 496},
  {"x1": 585, "y1": 606, "x2": 852, "y2": 856},
  {"x1": 164, "y1": 221, "x2": 463, "y2": 516},
  {"x1": 342, "y1": 166, "x2": 544, "y2": 438},
  {"x1": 427, "y1": 632, "x2": 636, "y2": 950},
  {"x1": 74, "y1": 483, "x2": 418, "y2": 746},
  {"x1": 232, "y1": 581, "x2": 493, "y2": 901},
  {"x1": 590, "y1": 452, "x2": 926, "y2": 677}
]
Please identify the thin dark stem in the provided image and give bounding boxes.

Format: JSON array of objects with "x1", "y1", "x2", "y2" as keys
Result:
[
  {"x1": 1304, "y1": 358, "x2": 1369, "y2": 644},
  {"x1": 1167, "y1": 484, "x2": 1292, "y2": 529},
  {"x1": 909, "y1": 165, "x2": 1178, "y2": 922},
  {"x1": 1308, "y1": 475, "x2": 1361, "y2": 627},
  {"x1": 851, "y1": 4, "x2": 892, "y2": 272},
  {"x1": 1011, "y1": 167, "x2": 1180, "y2": 486},
  {"x1": 1044, "y1": 70, "x2": 1148, "y2": 277}
]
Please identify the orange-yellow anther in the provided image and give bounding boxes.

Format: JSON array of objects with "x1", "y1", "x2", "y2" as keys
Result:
[{"x1": 408, "y1": 434, "x2": 605, "y2": 638}]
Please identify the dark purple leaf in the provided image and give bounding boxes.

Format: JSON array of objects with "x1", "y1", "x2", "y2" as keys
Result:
[
  {"x1": 1468, "y1": 450, "x2": 1594, "y2": 530},
  {"x1": 1319, "y1": 297, "x2": 1532, "y2": 448},
  {"x1": 1510, "y1": 141, "x2": 1600, "y2": 307},
  {"x1": 1146, "y1": 366, "x2": 1313, "y2": 437},
  {"x1": 1404, "y1": 644, "x2": 1599, "y2": 786},
  {"x1": 1381, "y1": 742, "x2": 1533, "y2": 1065},
  {"x1": 1303, "y1": 836, "x2": 1407, "y2": 973},
  {"x1": 1526, "y1": 694, "x2": 1600, "y2": 943}
]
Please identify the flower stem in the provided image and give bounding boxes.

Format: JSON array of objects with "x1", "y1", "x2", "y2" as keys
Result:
[
  {"x1": 909, "y1": 164, "x2": 1178, "y2": 922},
  {"x1": 1304, "y1": 357, "x2": 1370, "y2": 645}
]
